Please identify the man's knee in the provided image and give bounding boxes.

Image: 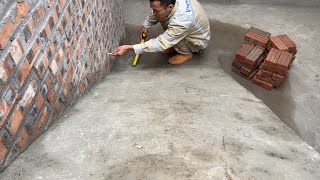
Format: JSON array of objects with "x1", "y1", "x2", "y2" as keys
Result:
[
  {"x1": 173, "y1": 46, "x2": 191, "y2": 55},
  {"x1": 173, "y1": 40, "x2": 191, "y2": 55},
  {"x1": 186, "y1": 40, "x2": 208, "y2": 53}
]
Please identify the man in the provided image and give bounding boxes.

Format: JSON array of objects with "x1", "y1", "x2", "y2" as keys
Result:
[{"x1": 112, "y1": 0, "x2": 210, "y2": 65}]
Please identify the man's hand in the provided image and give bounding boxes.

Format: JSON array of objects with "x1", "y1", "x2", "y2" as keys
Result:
[
  {"x1": 139, "y1": 26, "x2": 148, "y2": 37},
  {"x1": 111, "y1": 45, "x2": 133, "y2": 56}
]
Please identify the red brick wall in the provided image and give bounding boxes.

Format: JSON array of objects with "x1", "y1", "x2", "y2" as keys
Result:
[{"x1": 0, "y1": 0, "x2": 124, "y2": 171}]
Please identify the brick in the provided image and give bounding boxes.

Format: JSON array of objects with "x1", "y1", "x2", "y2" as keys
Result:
[
  {"x1": 272, "y1": 74, "x2": 285, "y2": 87},
  {"x1": 264, "y1": 48, "x2": 282, "y2": 70},
  {"x1": 261, "y1": 69, "x2": 273, "y2": 78},
  {"x1": 0, "y1": 137, "x2": 8, "y2": 162},
  {"x1": 240, "y1": 66, "x2": 251, "y2": 76},
  {"x1": 58, "y1": 21, "x2": 65, "y2": 33},
  {"x1": 47, "y1": 89, "x2": 56, "y2": 103},
  {"x1": 268, "y1": 36, "x2": 288, "y2": 51},
  {"x1": 0, "y1": 64, "x2": 8, "y2": 84},
  {"x1": 52, "y1": 8, "x2": 59, "y2": 23},
  {"x1": 232, "y1": 67, "x2": 249, "y2": 79},
  {"x1": 14, "y1": 1, "x2": 30, "y2": 28},
  {"x1": 17, "y1": 127, "x2": 30, "y2": 151},
  {"x1": 234, "y1": 44, "x2": 254, "y2": 64},
  {"x1": 42, "y1": 53, "x2": 50, "y2": 69},
  {"x1": 64, "y1": 9, "x2": 71, "y2": 21},
  {"x1": 27, "y1": 18, "x2": 36, "y2": 34},
  {"x1": 232, "y1": 61, "x2": 242, "y2": 70},
  {"x1": 48, "y1": 17, "x2": 55, "y2": 29},
  {"x1": 248, "y1": 68, "x2": 259, "y2": 80},
  {"x1": 58, "y1": 48, "x2": 64, "y2": 60},
  {"x1": 251, "y1": 75, "x2": 273, "y2": 91},
  {"x1": 10, "y1": 107, "x2": 23, "y2": 135},
  {"x1": 16, "y1": 2, "x2": 30, "y2": 23},
  {"x1": 55, "y1": 54, "x2": 61, "y2": 66},
  {"x1": 35, "y1": 94, "x2": 44, "y2": 109},
  {"x1": 51, "y1": 41, "x2": 57, "y2": 54},
  {"x1": 5, "y1": 85, "x2": 18, "y2": 105},
  {"x1": 34, "y1": 53, "x2": 48, "y2": 77},
  {"x1": 17, "y1": 59, "x2": 31, "y2": 86},
  {"x1": 23, "y1": 25, "x2": 32, "y2": 43},
  {"x1": 260, "y1": 62, "x2": 271, "y2": 72},
  {"x1": 63, "y1": 71, "x2": 72, "y2": 96},
  {"x1": 37, "y1": 4, "x2": 46, "y2": 18},
  {"x1": 244, "y1": 31, "x2": 269, "y2": 48},
  {"x1": 256, "y1": 70, "x2": 273, "y2": 84},
  {"x1": 20, "y1": 84, "x2": 35, "y2": 111},
  {"x1": 49, "y1": 61, "x2": 59, "y2": 75},
  {"x1": 26, "y1": 41, "x2": 40, "y2": 66},
  {"x1": 0, "y1": 21, "x2": 15, "y2": 49},
  {"x1": 276, "y1": 51, "x2": 292, "y2": 70},
  {"x1": 32, "y1": 107, "x2": 48, "y2": 140},
  {"x1": 272, "y1": 73, "x2": 285, "y2": 82},
  {"x1": 3, "y1": 53, "x2": 16, "y2": 73},
  {"x1": 247, "y1": 27, "x2": 271, "y2": 38},
  {"x1": 278, "y1": 34, "x2": 297, "y2": 53},
  {"x1": 243, "y1": 47, "x2": 264, "y2": 69},
  {"x1": 59, "y1": 0, "x2": 67, "y2": 8},
  {"x1": 44, "y1": 22, "x2": 52, "y2": 38},
  {"x1": 56, "y1": 72, "x2": 63, "y2": 83},
  {"x1": 9, "y1": 39, "x2": 24, "y2": 65},
  {"x1": 48, "y1": 0, "x2": 55, "y2": 6},
  {"x1": 45, "y1": 75, "x2": 53, "y2": 92},
  {"x1": 32, "y1": 12, "x2": 41, "y2": 29},
  {"x1": 54, "y1": 101, "x2": 61, "y2": 114},
  {"x1": 245, "y1": 47, "x2": 259, "y2": 65},
  {"x1": 273, "y1": 68, "x2": 287, "y2": 76},
  {"x1": 0, "y1": 100, "x2": 11, "y2": 126}
]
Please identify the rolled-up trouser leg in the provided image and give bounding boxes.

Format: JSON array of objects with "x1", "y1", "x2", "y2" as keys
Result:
[
  {"x1": 173, "y1": 39, "x2": 192, "y2": 55},
  {"x1": 174, "y1": 38, "x2": 208, "y2": 55}
]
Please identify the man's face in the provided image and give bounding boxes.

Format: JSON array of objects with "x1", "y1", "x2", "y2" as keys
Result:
[{"x1": 150, "y1": 1, "x2": 174, "y2": 21}]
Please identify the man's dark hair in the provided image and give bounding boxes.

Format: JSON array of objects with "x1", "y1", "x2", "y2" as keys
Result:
[{"x1": 149, "y1": 0, "x2": 176, "y2": 8}]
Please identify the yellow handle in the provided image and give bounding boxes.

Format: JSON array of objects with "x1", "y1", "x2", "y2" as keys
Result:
[
  {"x1": 132, "y1": 34, "x2": 147, "y2": 67},
  {"x1": 132, "y1": 39, "x2": 145, "y2": 67}
]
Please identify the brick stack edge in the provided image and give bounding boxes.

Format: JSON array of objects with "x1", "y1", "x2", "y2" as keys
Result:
[
  {"x1": 232, "y1": 26, "x2": 297, "y2": 91},
  {"x1": 0, "y1": 0, "x2": 125, "y2": 171}
]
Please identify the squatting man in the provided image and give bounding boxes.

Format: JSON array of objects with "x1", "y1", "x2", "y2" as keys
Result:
[{"x1": 111, "y1": 0, "x2": 211, "y2": 65}]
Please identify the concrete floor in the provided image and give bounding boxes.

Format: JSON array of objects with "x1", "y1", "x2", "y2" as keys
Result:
[
  {"x1": 125, "y1": 0, "x2": 320, "y2": 152},
  {"x1": 1, "y1": 0, "x2": 320, "y2": 179}
]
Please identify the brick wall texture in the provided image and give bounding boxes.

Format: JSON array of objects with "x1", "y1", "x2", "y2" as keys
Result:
[{"x1": 0, "y1": 0, "x2": 125, "y2": 171}]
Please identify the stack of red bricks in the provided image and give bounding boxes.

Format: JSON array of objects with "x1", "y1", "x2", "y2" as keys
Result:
[
  {"x1": 232, "y1": 27, "x2": 297, "y2": 91},
  {"x1": 232, "y1": 27, "x2": 270, "y2": 80},
  {"x1": 232, "y1": 44, "x2": 264, "y2": 79}
]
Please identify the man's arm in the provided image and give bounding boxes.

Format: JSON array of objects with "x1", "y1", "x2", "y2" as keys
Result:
[
  {"x1": 111, "y1": 23, "x2": 190, "y2": 56},
  {"x1": 133, "y1": 22, "x2": 189, "y2": 54},
  {"x1": 143, "y1": 14, "x2": 159, "y2": 28}
]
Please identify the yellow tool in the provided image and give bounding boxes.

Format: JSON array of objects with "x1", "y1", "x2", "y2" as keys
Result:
[{"x1": 132, "y1": 33, "x2": 147, "y2": 67}]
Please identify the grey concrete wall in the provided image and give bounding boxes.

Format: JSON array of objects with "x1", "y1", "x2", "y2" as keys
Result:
[{"x1": 0, "y1": 0, "x2": 125, "y2": 171}]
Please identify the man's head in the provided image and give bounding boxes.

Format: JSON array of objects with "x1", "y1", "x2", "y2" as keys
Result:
[{"x1": 149, "y1": 0, "x2": 176, "y2": 21}]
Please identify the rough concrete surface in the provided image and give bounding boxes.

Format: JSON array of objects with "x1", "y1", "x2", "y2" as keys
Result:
[
  {"x1": 122, "y1": 0, "x2": 320, "y2": 152},
  {"x1": 1, "y1": 0, "x2": 320, "y2": 179}
]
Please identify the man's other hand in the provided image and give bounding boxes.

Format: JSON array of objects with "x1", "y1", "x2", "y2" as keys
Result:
[
  {"x1": 111, "y1": 45, "x2": 133, "y2": 56},
  {"x1": 139, "y1": 26, "x2": 148, "y2": 37}
]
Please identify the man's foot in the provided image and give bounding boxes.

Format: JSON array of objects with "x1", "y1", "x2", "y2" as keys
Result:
[
  {"x1": 161, "y1": 48, "x2": 175, "y2": 54},
  {"x1": 168, "y1": 53, "x2": 193, "y2": 64}
]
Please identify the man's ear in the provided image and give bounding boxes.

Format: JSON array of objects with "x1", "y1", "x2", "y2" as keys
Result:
[{"x1": 167, "y1": 4, "x2": 174, "y2": 11}]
